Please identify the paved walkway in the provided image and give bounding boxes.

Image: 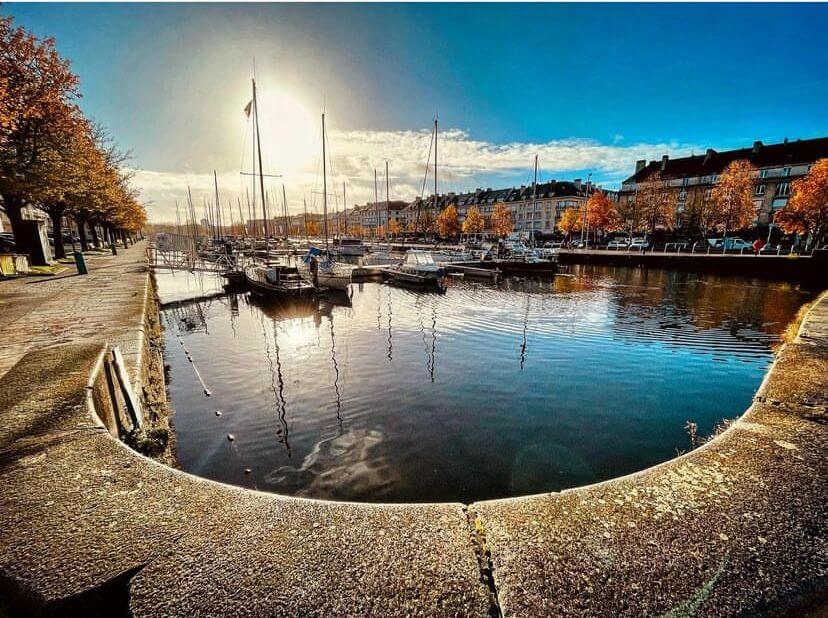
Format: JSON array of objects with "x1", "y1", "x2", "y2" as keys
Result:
[
  {"x1": 0, "y1": 244, "x2": 150, "y2": 380},
  {"x1": 0, "y1": 245, "x2": 824, "y2": 616}
]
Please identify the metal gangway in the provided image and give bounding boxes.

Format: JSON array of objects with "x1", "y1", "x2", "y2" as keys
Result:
[{"x1": 148, "y1": 232, "x2": 236, "y2": 273}]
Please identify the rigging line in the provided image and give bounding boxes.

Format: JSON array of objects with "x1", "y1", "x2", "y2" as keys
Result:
[{"x1": 419, "y1": 123, "x2": 435, "y2": 200}]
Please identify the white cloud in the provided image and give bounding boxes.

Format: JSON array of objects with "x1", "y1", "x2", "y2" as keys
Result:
[{"x1": 136, "y1": 128, "x2": 698, "y2": 222}]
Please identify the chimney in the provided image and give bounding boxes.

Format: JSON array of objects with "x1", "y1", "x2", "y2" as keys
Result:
[
  {"x1": 573, "y1": 178, "x2": 582, "y2": 190},
  {"x1": 783, "y1": 137, "x2": 789, "y2": 145},
  {"x1": 660, "y1": 155, "x2": 669, "y2": 171},
  {"x1": 704, "y1": 148, "x2": 716, "y2": 165},
  {"x1": 635, "y1": 159, "x2": 646, "y2": 174},
  {"x1": 752, "y1": 140, "x2": 763, "y2": 155}
]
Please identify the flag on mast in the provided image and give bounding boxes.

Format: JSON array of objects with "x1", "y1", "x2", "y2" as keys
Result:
[{"x1": 243, "y1": 100, "x2": 253, "y2": 117}]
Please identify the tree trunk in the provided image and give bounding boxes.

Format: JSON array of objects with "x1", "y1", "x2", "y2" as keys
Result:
[
  {"x1": 90, "y1": 223, "x2": 100, "y2": 249},
  {"x1": 1, "y1": 194, "x2": 26, "y2": 247},
  {"x1": 76, "y1": 217, "x2": 89, "y2": 252},
  {"x1": 50, "y1": 208, "x2": 66, "y2": 260}
]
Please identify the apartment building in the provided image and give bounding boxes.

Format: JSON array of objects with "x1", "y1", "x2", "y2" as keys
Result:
[
  {"x1": 619, "y1": 136, "x2": 828, "y2": 226},
  {"x1": 404, "y1": 180, "x2": 616, "y2": 235}
]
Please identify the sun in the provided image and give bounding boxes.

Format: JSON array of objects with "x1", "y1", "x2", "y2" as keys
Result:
[{"x1": 254, "y1": 89, "x2": 319, "y2": 180}]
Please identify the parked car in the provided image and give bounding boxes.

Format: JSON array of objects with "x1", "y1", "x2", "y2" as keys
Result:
[
  {"x1": 760, "y1": 244, "x2": 781, "y2": 254},
  {"x1": 629, "y1": 237, "x2": 650, "y2": 250},
  {"x1": 607, "y1": 238, "x2": 629, "y2": 249},
  {"x1": 543, "y1": 240, "x2": 565, "y2": 249},
  {"x1": 707, "y1": 237, "x2": 753, "y2": 251}
]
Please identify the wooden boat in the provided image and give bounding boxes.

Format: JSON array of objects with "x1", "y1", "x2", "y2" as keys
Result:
[{"x1": 244, "y1": 264, "x2": 315, "y2": 298}]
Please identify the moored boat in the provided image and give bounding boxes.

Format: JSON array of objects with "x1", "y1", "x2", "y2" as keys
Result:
[
  {"x1": 384, "y1": 250, "x2": 444, "y2": 288},
  {"x1": 244, "y1": 264, "x2": 315, "y2": 298},
  {"x1": 333, "y1": 237, "x2": 366, "y2": 257}
]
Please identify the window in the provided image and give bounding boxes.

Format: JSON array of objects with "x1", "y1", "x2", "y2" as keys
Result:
[
  {"x1": 704, "y1": 189, "x2": 713, "y2": 200},
  {"x1": 782, "y1": 167, "x2": 791, "y2": 177},
  {"x1": 777, "y1": 182, "x2": 790, "y2": 197},
  {"x1": 759, "y1": 169, "x2": 769, "y2": 179},
  {"x1": 755, "y1": 184, "x2": 766, "y2": 196},
  {"x1": 678, "y1": 190, "x2": 687, "y2": 201}
]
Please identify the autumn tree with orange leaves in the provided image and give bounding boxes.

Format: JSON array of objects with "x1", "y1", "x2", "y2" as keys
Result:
[
  {"x1": 436, "y1": 204, "x2": 460, "y2": 238},
  {"x1": 585, "y1": 190, "x2": 619, "y2": 240},
  {"x1": 305, "y1": 219, "x2": 321, "y2": 236},
  {"x1": 462, "y1": 205, "x2": 485, "y2": 234},
  {"x1": 710, "y1": 159, "x2": 757, "y2": 240},
  {"x1": 0, "y1": 16, "x2": 80, "y2": 239},
  {"x1": 775, "y1": 158, "x2": 828, "y2": 250},
  {"x1": 635, "y1": 171, "x2": 677, "y2": 237},
  {"x1": 387, "y1": 217, "x2": 402, "y2": 237},
  {"x1": 557, "y1": 207, "x2": 582, "y2": 242},
  {"x1": 490, "y1": 203, "x2": 513, "y2": 238},
  {"x1": 0, "y1": 16, "x2": 145, "y2": 255}
]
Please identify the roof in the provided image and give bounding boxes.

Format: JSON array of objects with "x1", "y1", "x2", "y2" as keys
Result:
[
  {"x1": 624, "y1": 136, "x2": 828, "y2": 184},
  {"x1": 408, "y1": 180, "x2": 594, "y2": 209}
]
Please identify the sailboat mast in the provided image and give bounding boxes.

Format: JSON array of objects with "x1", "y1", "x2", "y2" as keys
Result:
[
  {"x1": 303, "y1": 198, "x2": 309, "y2": 243},
  {"x1": 374, "y1": 168, "x2": 379, "y2": 239},
  {"x1": 282, "y1": 183, "x2": 290, "y2": 241},
  {"x1": 433, "y1": 116, "x2": 438, "y2": 221},
  {"x1": 531, "y1": 154, "x2": 538, "y2": 247},
  {"x1": 213, "y1": 170, "x2": 221, "y2": 239},
  {"x1": 385, "y1": 160, "x2": 390, "y2": 237},
  {"x1": 343, "y1": 182, "x2": 347, "y2": 235},
  {"x1": 252, "y1": 78, "x2": 269, "y2": 239},
  {"x1": 321, "y1": 113, "x2": 329, "y2": 251}
]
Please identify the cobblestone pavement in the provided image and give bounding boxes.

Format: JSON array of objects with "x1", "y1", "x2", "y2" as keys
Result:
[{"x1": 0, "y1": 243, "x2": 150, "y2": 380}]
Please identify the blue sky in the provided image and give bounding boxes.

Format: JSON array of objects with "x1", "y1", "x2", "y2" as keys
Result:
[{"x1": 7, "y1": 3, "x2": 828, "y2": 220}]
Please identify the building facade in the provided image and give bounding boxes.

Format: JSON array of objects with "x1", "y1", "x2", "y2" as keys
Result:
[
  {"x1": 404, "y1": 180, "x2": 617, "y2": 236},
  {"x1": 619, "y1": 136, "x2": 828, "y2": 227}
]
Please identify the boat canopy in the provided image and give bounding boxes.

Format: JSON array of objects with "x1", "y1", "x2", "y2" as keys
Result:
[{"x1": 404, "y1": 251, "x2": 435, "y2": 266}]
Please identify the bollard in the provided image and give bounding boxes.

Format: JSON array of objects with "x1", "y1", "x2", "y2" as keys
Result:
[
  {"x1": 110, "y1": 242, "x2": 117, "y2": 256},
  {"x1": 73, "y1": 250, "x2": 88, "y2": 275}
]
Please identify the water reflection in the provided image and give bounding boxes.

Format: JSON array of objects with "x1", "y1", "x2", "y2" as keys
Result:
[
  {"x1": 259, "y1": 311, "x2": 291, "y2": 456},
  {"x1": 157, "y1": 266, "x2": 813, "y2": 503}
]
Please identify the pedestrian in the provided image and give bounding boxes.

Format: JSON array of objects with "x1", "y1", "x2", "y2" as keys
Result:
[{"x1": 753, "y1": 238, "x2": 765, "y2": 256}]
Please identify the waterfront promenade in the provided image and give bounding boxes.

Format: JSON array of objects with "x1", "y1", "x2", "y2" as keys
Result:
[
  {"x1": 0, "y1": 245, "x2": 825, "y2": 616},
  {"x1": 0, "y1": 244, "x2": 152, "y2": 381}
]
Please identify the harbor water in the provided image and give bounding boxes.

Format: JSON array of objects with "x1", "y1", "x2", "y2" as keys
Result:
[{"x1": 156, "y1": 266, "x2": 812, "y2": 502}]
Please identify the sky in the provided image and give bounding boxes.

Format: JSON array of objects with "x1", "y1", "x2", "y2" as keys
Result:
[{"x1": 6, "y1": 3, "x2": 828, "y2": 222}]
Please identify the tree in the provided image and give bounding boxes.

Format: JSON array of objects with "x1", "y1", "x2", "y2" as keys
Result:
[
  {"x1": 557, "y1": 207, "x2": 582, "y2": 242},
  {"x1": 775, "y1": 158, "x2": 828, "y2": 250},
  {"x1": 585, "y1": 190, "x2": 618, "y2": 239},
  {"x1": 710, "y1": 159, "x2": 757, "y2": 240},
  {"x1": 636, "y1": 171, "x2": 677, "y2": 237},
  {"x1": 490, "y1": 203, "x2": 513, "y2": 238},
  {"x1": 462, "y1": 205, "x2": 485, "y2": 234},
  {"x1": 682, "y1": 187, "x2": 716, "y2": 238},
  {"x1": 305, "y1": 219, "x2": 320, "y2": 236},
  {"x1": 436, "y1": 204, "x2": 460, "y2": 238},
  {"x1": 0, "y1": 16, "x2": 81, "y2": 244},
  {"x1": 615, "y1": 197, "x2": 642, "y2": 240},
  {"x1": 387, "y1": 218, "x2": 402, "y2": 237},
  {"x1": 32, "y1": 113, "x2": 94, "y2": 258}
]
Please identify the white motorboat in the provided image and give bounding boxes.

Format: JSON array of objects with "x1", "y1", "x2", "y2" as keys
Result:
[{"x1": 384, "y1": 250, "x2": 444, "y2": 287}]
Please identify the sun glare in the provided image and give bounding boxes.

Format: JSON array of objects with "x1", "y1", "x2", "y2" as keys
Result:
[{"x1": 252, "y1": 89, "x2": 319, "y2": 180}]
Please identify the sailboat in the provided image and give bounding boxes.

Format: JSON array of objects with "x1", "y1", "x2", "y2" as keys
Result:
[
  {"x1": 304, "y1": 112, "x2": 354, "y2": 292},
  {"x1": 242, "y1": 76, "x2": 314, "y2": 298}
]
